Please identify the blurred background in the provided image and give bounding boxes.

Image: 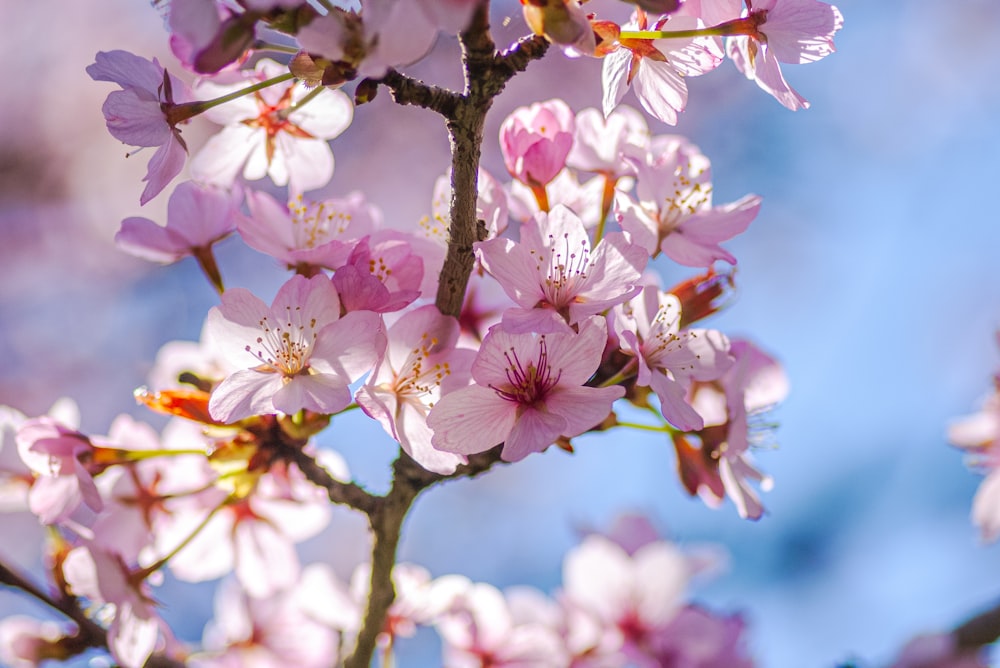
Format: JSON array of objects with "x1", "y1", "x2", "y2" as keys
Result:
[{"x1": 3, "y1": 0, "x2": 1000, "y2": 665}]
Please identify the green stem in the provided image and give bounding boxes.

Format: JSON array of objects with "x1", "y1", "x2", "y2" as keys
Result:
[
  {"x1": 252, "y1": 40, "x2": 300, "y2": 55},
  {"x1": 135, "y1": 500, "x2": 227, "y2": 580},
  {"x1": 593, "y1": 173, "x2": 617, "y2": 245},
  {"x1": 121, "y1": 448, "x2": 209, "y2": 461},
  {"x1": 619, "y1": 17, "x2": 758, "y2": 41},
  {"x1": 167, "y1": 72, "x2": 296, "y2": 125},
  {"x1": 600, "y1": 358, "x2": 638, "y2": 388},
  {"x1": 615, "y1": 420, "x2": 672, "y2": 433},
  {"x1": 284, "y1": 84, "x2": 325, "y2": 116}
]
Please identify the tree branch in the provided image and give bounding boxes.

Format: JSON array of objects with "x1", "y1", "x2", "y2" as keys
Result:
[
  {"x1": 0, "y1": 560, "x2": 108, "y2": 648},
  {"x1": 346, "y1": 2, "x2": 552, "y2": 664},
  {"x1": 954, "y1": 598, "x2": 1000, "y2": 651},
  {"x1": 377, "y1": 69, "x2": 460, "y2": 117},
  {"x1": 282, "y1": 446, "x2": 380, "y2": 516}
]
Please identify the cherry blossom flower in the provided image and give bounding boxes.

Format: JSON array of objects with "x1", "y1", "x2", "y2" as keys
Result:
[
  {"x1": 435, "y1": 578, "x2": 568, "y2": 668},
  {"x1": 90, "y1": 417, "x2": 217, "y2": 562},
  {"x1": 356, "y1": 305, "x2": 475, "y2": 474},
  {"x1": 726, "y1": 0, "x2": 844, "y2": 110},
  {"x1": 205, "y1": 274, "x2": 384, "y2": 423},
  {"x1": 156, "y1": 451, "x2": 344, "y2": 598},
  {"x1": 193, "y1": 577, "x2": 339, "y2": 668},
  {"x1": 561, "y1": 534, "x2": 690, "y2": 664},
  {"x1": 476, "y1": 204, "x2": 647, "y2": 333},
  {"x1": 507, "y1": 169, "x2": 610, "y2": 230},
  {"x1": 613, "y1": 286, "x2": 732, "y2": 431},
  {"x1": 87, "y1": 50, "x2": 194, "y2": 204},
  {"x1": 499, "y1": 99, "x2": 576, "y2": 189},
  {"x1": 237, "y1": 189, "x2": 381, "y2": 272},
  {"x1": 566, "y1": 105, "x2": 650, "y2": 178},
  {"x1": 617, "y1": 135, "x2": 761, "y2": 266},
  {"x1": 0, "y1": 616, "x2": 75, "y2": 668},
  {"x1": 62, "y1": 544, "x2": 165, "y2": 668},
  {"x1": 190, "y1": 59, "x2": 353, "y2": 193},
  {"x1": 602, "y1": 13, "x2": 722, "y2": 125},
  {"x1": 16, "y1": 417, "x2": 107, "y2": 524},
  {"x1": 331, "y1": 234, "x2": 424, "y2": 313},
  {"x1": 683, "y1": 339, "x2": 788, "y2": 519},
  {"x1": 949, "y1": 367, "x2": 1000, "y2": 541},
  {"x1": 427, "y1": 317, "x2": 624, "y2": 462},
  {"x1": 116, "y1": 181, "x2": 239, "y2": 290},
  {"x1": 645, "y1": 605, "x2": 753, "y2": 668},
  {"x1": 296, "y1": 0, "x2": 446, "y2": 81}
]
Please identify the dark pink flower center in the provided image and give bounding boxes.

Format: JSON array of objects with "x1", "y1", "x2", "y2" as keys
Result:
[{"x1": 491, "y1": 337, "x2": 562, "y2": 405}]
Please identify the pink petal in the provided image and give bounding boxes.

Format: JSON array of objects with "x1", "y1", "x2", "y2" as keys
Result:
[
  {"x1": 502, "y1": 407, "x2": 568, "y2": 462},
  {"x1": 272, "y1": 373, "x2": 352, "y2": 416},
  {"x1": 428, "y1": 385, "x2": 517, "y2": 456},
  {"x1": 209, "y1": 369, "x2": 284, "y2": 422},
  {"x1": 140, "y1": 136, "x2": 187, "y2": 205}
]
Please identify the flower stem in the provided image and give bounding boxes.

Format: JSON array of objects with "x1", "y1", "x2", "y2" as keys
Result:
[
  {"x1": 135, "y1": 500, "x2": 227, "y2": 580},
  {"x1": 529, "y1": 181, "x2": 550, "y2": 213},
  {"x1": 615, "y1": 420, "x2": 671, "y2": 433},
  {"x1": 593, "y1": 173, "x2": 617, "y2": 244},
  {"x1": 252, "y1": 40, "x2": 300, "y2": 55},
  {"x1": 600, "y1": 358, "x2": 638, "y2": 387},
  {"x1": 167, "y1": 72, "x2": 296, "y2": 125},
  {"x1": 193, "y1": 245, "x2": 225, "y2": 294},
  {"x1": 619, "y1": 17, "x2": 759, "y2": 41}
]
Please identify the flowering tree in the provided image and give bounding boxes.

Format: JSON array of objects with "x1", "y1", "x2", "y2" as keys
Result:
[{"x1": 27, "y1": 0, "x2": 1000, "y2": 666}]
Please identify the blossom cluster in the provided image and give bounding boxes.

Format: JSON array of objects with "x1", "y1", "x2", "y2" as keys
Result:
[
  {"x1": 90, "y1": 0, "x2": 842, "y2": 205},
  {"x1": 0, "y1": 0, "x2": 844, "y2": 665}
]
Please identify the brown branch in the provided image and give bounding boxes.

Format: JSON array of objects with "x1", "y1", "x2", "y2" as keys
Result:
[
  {"x1": 954, "y1": 598, "x2": 1000, "y2": 651},
  {"x1": 345, "y1": 3, "x2": 552, "y2": 665},
  {"x1": 283, "y1": 445, "x2": 380, "y2": 516},
  {"x1": 377, "y1": 69, "x2": 460, "y2": 117},
  {"x1": 0, "y1": 560, "x2": 107, "y2": 645}
]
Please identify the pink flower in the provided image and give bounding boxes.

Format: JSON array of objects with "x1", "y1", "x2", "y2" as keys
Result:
[
  {"x1": 195, "y1": 577, "x2": 339, "y2": 668},
  {"x1": 296, "y1": 0, "x2": 442, "y2": 80},
  {"x1": 427, "y1": 317, "x2": 624, "y2": 462},
  {"x1": 949, "y1": 365, "x2": 1000, "y2": 541},
  {"x1": 157, "y1": 453, "x2": 344, "y2": 598},
  {"x1": 62, "y1": 544, "x2": 164, "y2": 668},
  {"x1": 206, "y1": 274, "x2": 384, "y2": 423},
  {"x1": 87, "y1": 50, "x2": 194, "y2": 204},
  {"x1": 561, "y1": 534, "x2": 689, "y2": 663},
  {"x1": 435, "y1": 579, "x2": 568, "y2": 667},
  {"x1": 331, "y1": 234, "x2": 424, "y2": 313},
  {"x1": 499, "y1": 99, "x2": 576, "y2": 188},
  {"x1": 16, "y1": 417, "x2": 106, "y2": 524},
  {"x1": 613, "y1": 286, "x2": 732, "y2": 431},
  {"x1": 617, "y1": 136, "x2": 761, "y2": 266},
  {"x1": 0, "y1": 616, "x2": 74, "y2": 668},
  {"x1": 356, "y1": 305, "x2": 475, "y2": 474},
  {"x1": 476, "y1": 205, "x2": 647, "y2": 333},
  {"x1": 684, "y1": 339, "x2": 788, "y2": 519},
  {"x1": 237, "y1": 189, "x2": 381, "y2": 272},
  {"x1": 116, "y1": 180, "x2": 240, "y2": 263},
  {"x1": 566, "y1": 105, "x2": 650, "y2": 178},
  {"x1": 190, "y1": 59, "x2": 353, "y2": 193},
  {"x1": 726, "y1": 0, "x2": 844, "y2": 110},
  {"x1": 645, "y1": 605, "x2": 754, "y2": 668},
  {"x1": 602, "y1": 14, "x2": 722, "y2": 125}
]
